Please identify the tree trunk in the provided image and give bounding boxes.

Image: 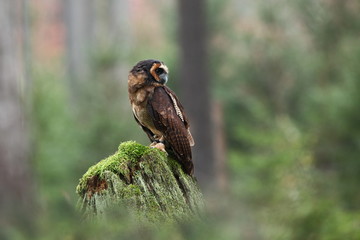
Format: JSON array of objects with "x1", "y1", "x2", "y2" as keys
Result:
[
  {"x1": 77, "y1": 141, "x2": 204, "y2": 222},
  {"x1": 178, "y1": 0, "x2": 215, "y2": 189},
  {"x1": 0, "y1": 0, "x2": 33, "y2": 232},
  {"x1": 64, "y1": 0, "x2": 94, "y2": 97}
]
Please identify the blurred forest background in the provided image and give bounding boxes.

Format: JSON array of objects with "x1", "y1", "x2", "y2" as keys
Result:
[{"x1": 1, "y1": 0, "x2": 360, "y2": 239}]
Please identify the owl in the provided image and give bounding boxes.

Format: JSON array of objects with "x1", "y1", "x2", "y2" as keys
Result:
[{"x1": 128, "y1": 59, "x2": 195, "y2": 175}]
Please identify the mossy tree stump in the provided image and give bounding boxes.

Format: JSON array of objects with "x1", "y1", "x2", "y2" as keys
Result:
[{"x1": 76, "y1": 141, "x2": 204, "y2": 222}]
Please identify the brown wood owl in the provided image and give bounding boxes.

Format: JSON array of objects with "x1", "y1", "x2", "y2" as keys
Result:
[{"x1": 128, "y1": 59, "x2": 195, "y2": 175}]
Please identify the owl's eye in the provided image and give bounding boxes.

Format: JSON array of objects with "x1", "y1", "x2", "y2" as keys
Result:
[{"x1": 155, "y1": 68, "x2": 165, "y2": 75}]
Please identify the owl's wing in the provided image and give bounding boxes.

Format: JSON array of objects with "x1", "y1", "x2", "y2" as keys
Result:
[
  {"x1": 147, "y1": 87, "x2": 194, "y2": 175},
  {"x1": 163, "y1": 86, "x2": 195, "y2": 146}
]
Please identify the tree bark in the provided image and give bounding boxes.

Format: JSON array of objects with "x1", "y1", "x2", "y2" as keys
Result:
[
  {"x1": 0, "y1": 0, "x2": 32, "y2": 230},
  {"x1": 178, "y1": 0, "x2": 215, "y2": 189},
  {"x1": 77, "y1": 141, "x2": 204, "y2": 222}
]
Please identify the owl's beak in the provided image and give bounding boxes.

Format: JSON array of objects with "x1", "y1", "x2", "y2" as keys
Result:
[{"x1": 159, "y1": 73, "x2": 168, "y2": 84}]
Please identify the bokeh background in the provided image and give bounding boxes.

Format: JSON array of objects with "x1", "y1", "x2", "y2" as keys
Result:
[{"x1": 1, "y1": 0, "x2": 360, "y2": 239}]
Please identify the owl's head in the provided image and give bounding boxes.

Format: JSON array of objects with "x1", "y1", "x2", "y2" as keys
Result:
[{"x1": 130, "y1": 59, "x2": 169, "y2": 85}]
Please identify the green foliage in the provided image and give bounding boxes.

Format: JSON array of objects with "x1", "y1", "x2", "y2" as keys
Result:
[
  {"x1": 209, "y1": 0, "x2": 360, "y2": 238},
  {"x1": 24, "y1": 0, "x2": 360, "y2": 239},
  {"x1": 32, "y1": 68, "x2": 84, "y2": 209}
]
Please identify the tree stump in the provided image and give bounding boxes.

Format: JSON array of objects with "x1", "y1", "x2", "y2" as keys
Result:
[{"x1": 76, "y1": 141, "x2": 204, "y2": 222}]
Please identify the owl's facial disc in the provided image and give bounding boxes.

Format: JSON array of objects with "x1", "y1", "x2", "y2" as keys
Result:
[{"x1": 150, "y1": 62, "x2": 169, "y2": 84}]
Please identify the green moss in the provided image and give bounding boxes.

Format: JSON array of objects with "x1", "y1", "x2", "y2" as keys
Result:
[
  {"x1": 118, "y1": 141, "x2": 149, "y2": 162},
  {"x1": 120, "y1": 184, "x2": 141, "y2": 198},
  {"x1": 76, "y1": 141, "x2": 157, "y2": 195},
  {"x1": 166, "y1": 157, "x2": 182, "y2": 172},
  {"x1": 76, "y1": 140, "x2": 204, "y2": 223}
]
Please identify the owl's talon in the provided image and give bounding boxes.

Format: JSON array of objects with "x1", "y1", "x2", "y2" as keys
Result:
[
  {"x1": 150, "y1": 142, "x2": 167, "y2": 154},
  {"x1": 149, "y1": 142, "x2": 158, "y2": 147}
]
